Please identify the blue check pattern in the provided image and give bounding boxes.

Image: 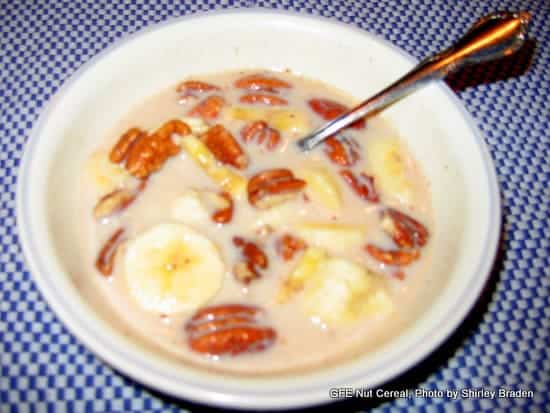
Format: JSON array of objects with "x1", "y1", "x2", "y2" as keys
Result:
[{"x1": 1, "y1": 1, "x2": 548, "y2": 412}]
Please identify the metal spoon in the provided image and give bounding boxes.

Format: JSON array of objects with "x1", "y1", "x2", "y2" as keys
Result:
[{"x1": 297, "y1": 11, "x2": 531, "y2": 152}]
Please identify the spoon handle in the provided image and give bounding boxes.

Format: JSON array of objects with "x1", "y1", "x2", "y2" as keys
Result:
[{"x1": 297, "y1": 11, "x2": 531, "y2": 152}]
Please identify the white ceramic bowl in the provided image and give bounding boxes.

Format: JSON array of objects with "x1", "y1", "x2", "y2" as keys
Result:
[{"x1": 17, "y1": 10, "x2": 500, "y2": 410}]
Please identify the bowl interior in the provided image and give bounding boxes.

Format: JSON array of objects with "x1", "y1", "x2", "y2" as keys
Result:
[{"x1": 18, "y1": 10, "x2": 499, "y2": 410}]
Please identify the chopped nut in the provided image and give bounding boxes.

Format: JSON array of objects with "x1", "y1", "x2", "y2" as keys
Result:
[
  {"x1": 232, "y1": 236, "x2": 268, "y2": 284},
  {"x1": 95, "y1": 228, "x2": 126, "y2": 276},
  {"x1": 188, "y1": 95, "x2": 225, "y2": 120},
  {"x1": 177, "y1": 80, "x2": 220, "y2": 96},
  {"x1": 382, "y1": 208, "x2": 429, "y2": 248},
  {"x1": 324, "y1": 136, "x2": 360, "y2": 167},
  {"x1": 209, "y1": 191, "x2": 234, "y2": 224},
  {"x1": 233, "y1": 261, "x2": 260, "y2": 284},
  {"x1": 247, "y1": 169, "x2": 306, "y2": 209},
  {"x1": 109, "y1": 127, "x2": 145, "y2": 164},
  {"x1": 124, "y1": 119, "x2": 190, "y2": 179},
  {"x1": 201, "y1": 124, "x2": 248, "y2": 169},
  {"x1": 365, "y1": 244, "x2": 420, "y2": 266},
  {"x1": 93, "y1": 180, "x2": 146, "y2": 219},
  {"x1": 276, "y1": 234, "x2": 307, "y2": 261},
  {"x1": 234, "y1": 74, "x2": 292, "y2": 92},
  {"x1": 185, "y1": 303, "x2": 276, "y2": 356},
  {"x1": 240, "y1": 93, "x2": 288, "y2": 106},
  {"x1": 340, "y1": 170, "x2": 379, "y2": 203},
  {"x1": 240, "y1": 120, "x2": 281, "y2": 150},
  {"x1": 308, "y1": 98, "x2": 365, "y2": 129}
]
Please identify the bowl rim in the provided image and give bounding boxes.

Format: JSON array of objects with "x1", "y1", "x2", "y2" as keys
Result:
[{"x1": 16, "y1": 8, "x2": 501, "y2": 410}]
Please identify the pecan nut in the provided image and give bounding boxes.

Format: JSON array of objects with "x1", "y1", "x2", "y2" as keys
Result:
[
  {"x1": 123, "y1": 119, "x2": 190, "y2": 179},
  {"x1": 276, "y1": 234, "x2": 307, "y2": 261},
  {"x1": 201, "y1": 124, "x2": 248, "y2": 169},
  {"x1": 233, "y1": 236, "x2": 268, "y2": 284},
  {"x1": 176, "y1": 80, "x2": 220, "y2": 96},
  {"x1": 247, "y1": 168, "x2": 306, "y2": 209},
  {"x1": 234, "y1": 74, "x2": 292, "y2": 92},
  {"x1": 209, "y1": 191, "x2": 234, "y2": 224},
  {"x1": 93, "y1": 181, "x2": 145, "y2": 219},
  {"x1": 239, "y1": 93, "x2": 288, "y2": 106},
  {"x1": 365, "y1": 244, "x2": 420, "y2": 266},
  {"x1": 109, "y1": 127, "x2": 145, "y2": 164},
  {"x1": 188, "y1": 95, "x2": 225, "y2": 120},
  {"x1": 95, "y1": 228, "x2": 126, "y2": 276},
  {"x1": 324, "y1": 136, "x2": 360, "y2": 166},
  {"x1": 240, "y1": 120, "x2": 281, "y2": 150},
  {"x1": 340, "y1": 170, "x2": 379, "y2": 203},
  {"x1": 308, "y1": 98, "x2": 365, "y2": 129},
  {"x1": 381, "y1": 208, "x2": 429, "y2": 248},
  {"x1": 185, "y1": 304, "x2": 276, "y2": 356}
]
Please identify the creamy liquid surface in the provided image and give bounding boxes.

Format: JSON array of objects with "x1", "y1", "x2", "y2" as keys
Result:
[{"x1": 79, "y1": 70, "x2": 437, "y2": 375}]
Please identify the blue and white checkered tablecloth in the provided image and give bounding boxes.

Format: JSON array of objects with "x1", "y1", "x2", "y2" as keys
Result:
[{"x1": 1, "y1": 1, "x2": 548, "y2": 412}]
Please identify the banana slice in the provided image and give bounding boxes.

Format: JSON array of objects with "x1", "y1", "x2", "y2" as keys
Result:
[
  {"x1": 180, "y1": 117, "x2": 209, "y2": 136},
  {"x1": 171, "y1": 189, "x2": 210, "y2": 224},
  {"x1": 224, "y1": 107, "x2": 310, "y2": 136},
  {"x1": 253, "y1": 199, "x2": 304, "y2": 230},
  {"x1": 362, "y1": 288, "x2": 394, "y2": 317},
  {"x1": 366, "y1": 137, "x2": 415, "y2": 205},
  {"x1": 295, "y1": 167, "x2": 342, "y2": 211},
  {"x1": 180, "y1": 135, "x2": 247, "y2": 197},
  {"x1": 302, "y1": 258, "x2": 373, "y2": 325},
  {"x1": 277, "y1": 247, "x2": 327, "y2": 303},
  {"x1": 124, "y1": 223, "x2": 224, "y2": 314},
  {"x1": 296, "y1": 223, "x2": 365, "y2": 254},
  {"x1": 85, "y1": 150, "x2": 132, "y2": 195}
]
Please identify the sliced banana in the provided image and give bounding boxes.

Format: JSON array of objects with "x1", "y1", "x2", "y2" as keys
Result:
[
  {"x1": 124, "y1": 223, "x2": 224, "y2": 314},
  {"x1": 296, "y1": 222, "x2": 365, "y2": 254},
  {"x1": 302, "y1": 258, "x2": 373, "y2": 325},
  {"x1": 366, "y1": 137, "x2": 415, "y2": 205},
  {"x1": 171, "y1": 189, "x2": 210, "y2": 224},
  {"x1": 180, "y1": 135, "x2": 247, "y2": 197},
  {"x1": 253, "y1": 199, "x2": 304, "y2": 230},
  {"x1": 295, "y1": 167, "x2": 342, "y2": 212},
  {"x1": 85, "y1": 149, "x2": 132, "y2": 196},
  {"x1": 180, "y1": 116, "x2": 209, "y2": 136},
  {"x1": 362, "y1": 288, "x2": 394, "y2": 317},
  {"x1": 277, "y1": 247, "x2": 327, "y2": 303},
  {"x1": 224, "y1": 107, "x2": 311, "y2": 137},
  {"x1": 278, "y1": 247, "x2": 393, "y2": 324}
]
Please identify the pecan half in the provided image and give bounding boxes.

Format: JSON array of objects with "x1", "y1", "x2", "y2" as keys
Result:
[
  {"x1": 382, "y1": 208, "x2": 429, "y2": 248},
  {"x1": 233, "y1": 262, "x2": 260, "y2": 284},
  {"x1": 210, "y1": 191, "x2": 234, "y2": 224},
  {"x1": 324, "y1": 136, "x2": 360, "y2": 166},
  {"x1": 95, "y1": 228, "x2": 126, "y2": 276},
  {"x1": 201, "y1": 124, "x2": 248, "y2": 169},
  {"x1": 124, "y1": 119, "x2": 190, "y2": 179},
  {"x1": 109, "y1": 127, "x2": 145, "y2": 164},
  {"x1": 176, "y1": 80, "x2": 220, "y2": 96},
  {"x1": 93, "y1": 180, "x2": 147, "y2": 219},
  {"x1": 308, "y1": 98, "x2": 365, "y2": 129},
  {"x1": 185, "y1": 304, "x2": 276, "y2": 356},
  {"x1": 365, "y1": 244, "x2": 420, "y2": 266},
  {"x1": 276, "y1": 234, "x2": 307, "y2": 261},
  {"x1": 233, "y1": 236, "x2": 268, "y2": 284},
  {"x1": 340, "y1": 170, "x2": 379, "y2": 203},
  {"x1": 240, "y1": 120, "x2": 281, "y2": 150},
  {"x1": 188, "y1": 95, "x2": 225, "y2": 120},
  {"x1": 239, "y1": 93, "x2": 288, "y2": 106},
  {"x1": 234, "y1": 74, "x2": 292, "y2": 92},
  {"x1": 247, "y1": 169, "x2": 306, "y2": 209}
]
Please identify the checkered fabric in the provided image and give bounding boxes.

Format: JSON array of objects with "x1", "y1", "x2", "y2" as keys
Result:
[{"x1": 1, "y1": 0, "x2": 548, "y2": 412}]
